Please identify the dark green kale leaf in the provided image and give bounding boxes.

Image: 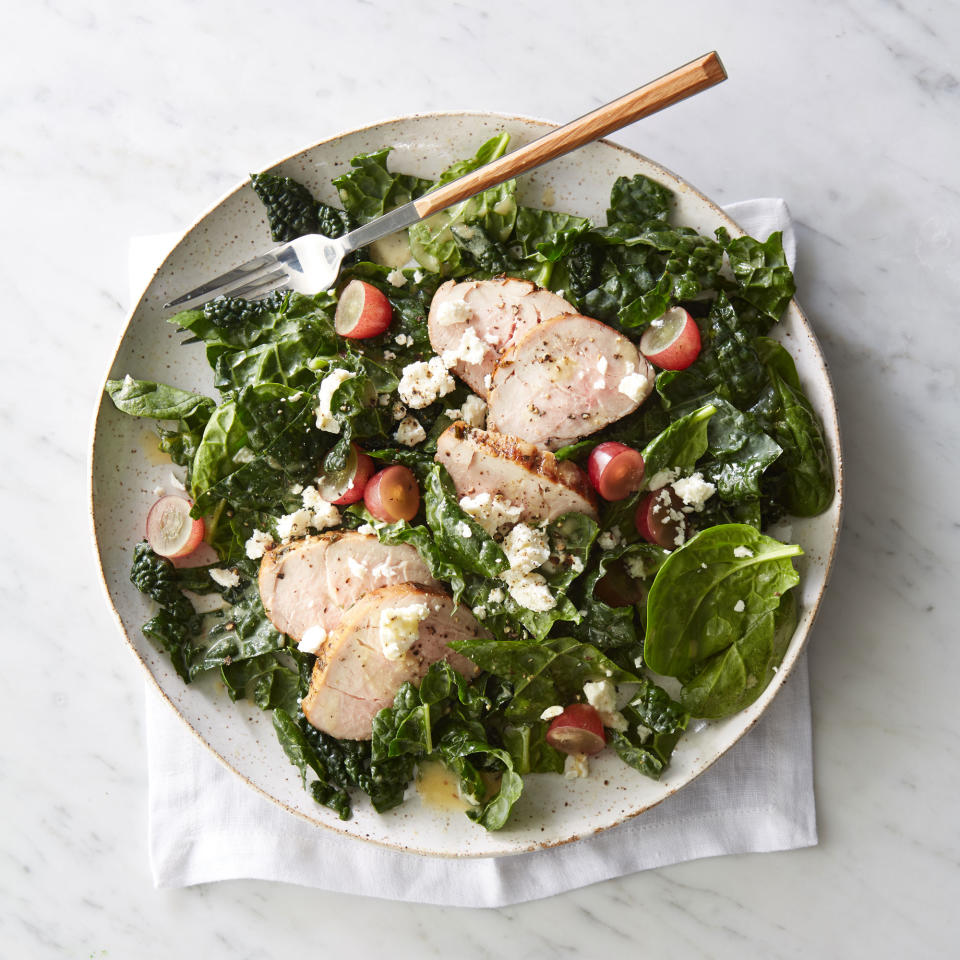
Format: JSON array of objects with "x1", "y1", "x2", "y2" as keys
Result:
[
  {"x1": 250, "y1": 172, "x2": 319, "y2": 242},
  {"x1": 333, "y1": 148, "x2": 432, "y2": 225},
  {"x1": 129, "y1": 542, "x2": 204, "y2": 682},
  {"x1": 717, "y1": 228, "x2": 796, "y2": 325},
  {"x1": 202, "y1": 291, "x2": 288, "y2": 329},
  {"x1": 606, "y1": 173, "x2": 673, "y2": 224}
]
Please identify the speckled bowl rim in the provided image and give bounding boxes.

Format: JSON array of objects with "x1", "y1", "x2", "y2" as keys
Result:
[{"x1": 89, "y1": 110, "x2": 844, "y2": 857}]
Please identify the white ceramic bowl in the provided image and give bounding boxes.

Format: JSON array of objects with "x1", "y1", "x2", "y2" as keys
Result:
[{"x1": 90, "y1": 112, "x2": 843, "y2": 857}]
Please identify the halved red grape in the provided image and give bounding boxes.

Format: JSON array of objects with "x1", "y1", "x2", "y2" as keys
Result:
[
  {"x1": 587, "y1": 442, "x2": 645, "y2": 501},
  {"x1": 364, "y1": 465, "x2": 420, "y2": 523},
  {"x1": 146, "y1": 496, "x2": 205, "y2": 558},
  {"x1": 318, "y1": 444, "x2": 375, "y2": 505},
  {"x1": 334, "y1": 280, "x2": 393, "y2": 339},
  {"x1": 545, "y1": 704, "x2": 607, "y2": 756},
  {"x1": 635, "y1": 487, "x2": 689, "y2": 550},
  {"x1": 639, "y1": 306, "x2": 701, "y2": 370}
]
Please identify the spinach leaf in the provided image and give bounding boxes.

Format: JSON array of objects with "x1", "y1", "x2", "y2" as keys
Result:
[
  {"x1": 641, "y1": 402, "x2": 717, "y2": 480},
  {"x1": 752, "y1": 339, "x2": 834, "y2": 517},
  {"x1": 332, "y1": 148, "x2": 432, "y2": 225},
  {"x1": 370, "y1": 662, "x2": 525, "y2": 830},
  {"x1": 105, "y1": 377, "x2": 215, "y2": 422},
  {"x1": 451, "y1": 636, "x2": 638, "y2": 722},
  {"x1": 609, "y1": 678, "x2": 688, "y2": 778},
  {"x1": 680, "y1": 590, "x2": 797, "y2": 718},
  {"x1": 643, "y1": 524, "x2": 802, "y2": 678},
  {"x1": 197, "y1": 581, "x2": 285, "y2": 676}
]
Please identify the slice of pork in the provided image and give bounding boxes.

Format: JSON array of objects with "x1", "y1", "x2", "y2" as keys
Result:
[
  {"x1": 428, "y1": 277, "x2": 577, "y2": 398},
  {"x1": 301, "y1": 583, "x2": 481, "y2": 740},
  {"x1": 486, "y1": 313, "x2": 654, "y2": 451},
  {"x1": 435, "y1": 421, "x2": 598, "y2": 524},
  {"x1": 258, "y1": 531, "x2": 438, "y2": 642}
]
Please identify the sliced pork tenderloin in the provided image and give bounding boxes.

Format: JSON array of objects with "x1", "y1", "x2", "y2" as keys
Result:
[
  {"x1": 300, "y1": 583, "x2": 481, "y2": 740},
  {"x1": 486, "y1": 313, "x2": 654, "y2": 450},
  {"x1": 258, "y1": 531, "x2": 438, "y2": 642},
  {"x1": 428, "y1": 277, "x2": 577, "y2": 397},
  {"x1": 435, "y1": 421, "x2": 597, "y2": 526}
]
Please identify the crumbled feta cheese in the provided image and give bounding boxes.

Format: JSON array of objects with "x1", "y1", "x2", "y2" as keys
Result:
[
  {"x1": 673, "y1": 472, "x2": 716, "y2": 512},
  {"x1": 413, "y1": 270, "x2": 424, "y2": 283},
  {"x1": 624, "y1": 553, "x2": 651, "y2": 580},
  {"x1": 472, "y1": 605, "x2": 487, "y2": 619},
  {"x1": 458, "y1": 492, "x2": 523, "y2": 537},
  {"x1": 276, "y1": 508, "x2": 313, "y2": 540},
  {"x1": 441, "y1": 326, "x2": 486, "y2": 368},
  {"x1": 297, "y1": 624, "x2": 327, "y2": 655},
  {"x1": 455, "y1": 520, "x2": 473, "y2": 539},
  {"x1": 564, "y1": 753, "x2": 590, "y2": 779},
  {"x1": 483, "y1": 373, "x2": 493, "y2": 391},
  {"x1": 386, "y1": 268, "x2": 407, "y2": 288},
  {"x1": 540, "y1": 705, "x2": 564, "y2": 721},
  {"x1": 733, "y1": 545, "x2": 755, "y2": 559},
  {"x1": 392, "y1": 400, "x2": 408, "y2": 421},
  {"x1": 503, "y1": 523, "x2": 550, "y2": 575},
  {"x1": 394, "y1": 415, "x2": 426, "y2": 447},
  {"x1": 599, "y1": 710, "x2": 629, "y2": 732},
  {"x1": 444, "y1": 393, "x2": 487, "y2": 429},
  {"x1": 734, "y1": 599, "x2": 746, "y2": 613},
  {"x1": 379, "y1": 602, "x2": 430, "y2": 661},
  {"x1": 583, "y1": 679, "x2": 617, "y2": 714},
  {"x1": 288, "y1": 482, "x2": 304, "y2": 496},
  {"x1": 489, "y1": 587, "x2": 505, "y2": 604},
  {"x1": 597, "y1": 528, "x2": 622, "y2": 551},
  {"x1": 300, "y1": 487, "x2": 341, "y2": 530},
  {"x1": 245, "y1": 529, "x2": 274, "y2": 559},
  {"x1": 357, "y1": 523, "x2": 377, "y2": 536},
  {"x1": 569, "y1": 556, "x2": 585, "y2": 574},
  {"x1": 435, "y1": 298, "x2": 472, "y2": 326},
  {"x1": 394, "y1": 333, "x2": 412, "y2": 347},
  {"x1": 618, "y1": 371, "x2": 650, "y2": 404},
  {"x1": 315, "y1": 369, "x2": 356, "y2": 433},
  {"x1": 383, "y1": 350, "x2": 396, "y2": 361},
  {"x1": 501, "y1": 569, "x2": 555, "y2": 611},
  {"x1": 647, "y1": 468, "x2": 680, "y2": 491},
  {"x1": 209, "y1": 567, "x2": 240, "y2": 589},
  {"x1": 635, "y1": 723, "x2": 652, "y2": 742},
  {"x1": 398, "y1": 356, "x2": 455, "y2": 409}
]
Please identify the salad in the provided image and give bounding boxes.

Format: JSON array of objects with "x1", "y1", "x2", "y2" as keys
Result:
[{"x1": 105, "y1": 133, "x2": 833, "y2": 831}]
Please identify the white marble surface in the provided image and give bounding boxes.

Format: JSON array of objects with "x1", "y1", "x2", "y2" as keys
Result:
[{"x1": 3, "y1": 0, "x2": 959, "y2": 954}]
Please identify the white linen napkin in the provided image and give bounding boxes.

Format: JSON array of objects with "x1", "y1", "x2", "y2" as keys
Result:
[{"x1": 136, "y1": 198, "x2": 816, "y2": 906}]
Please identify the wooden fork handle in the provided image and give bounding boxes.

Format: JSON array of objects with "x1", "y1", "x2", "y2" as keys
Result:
[{"x1": 413, "y1": 52, "x2": 727, "y2": 220}]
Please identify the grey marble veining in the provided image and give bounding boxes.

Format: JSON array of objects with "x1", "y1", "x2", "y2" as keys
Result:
[{"x1": 3, "y1": 0, "x2": 959, "y2": 955}]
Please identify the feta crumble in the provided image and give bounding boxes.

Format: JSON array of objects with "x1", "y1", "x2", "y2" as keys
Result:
[
  {"x1": 488, "y1": 587, "x2": 505, "y2": 604},
  {"x1": 444, "y1": 393, "x2": 487, "y2": 429},
  {"x1": 734, "y1": 599, "x2": 746, "y2": 613},
  {"x1": 733, "y1": 545, "x2": 755, "y2": 558},
  {"x1": 300, "y1": 487, "x2": 341, "y2": 530},
  {"x1": 503, "y1": 523, "x2": 550, "y2": 575},
  {"x1": 244, "y1": 529, "x2": 274, "y2": 559},
  {"x1": 395, "y1": 415, "x2": 427, "y2": 447},
  {"x1": 597, "y1": 528, "x2": 622, "y2": 551},
  {"x1": 458, "y1": 492, "x2": 522, "y2": 537},
  {"x1": 457, "y1": 521, "x2": 473, "y2": 538},
  {"x1": 441, "y1": 326, "x2": 486, "y2": 368},
  {"x1": 435, "y1": 298, "x2": 471, "y2": 326},
  {"x1": 276, "y1": 508, "x2": 313, "y2": 541},
  {"x1": 564, "y1": 753, "x2": 590, "y2": 779},
  {"x1": 379, "y1": 602, "x2": 430, "y2": 661},
  {"x1": 540, "y1": 705, "x2": 564, "y2": 721},
  {"x1": 297, "y1": 624, "x2": 327, "y2": 655},
  {"x1": 618, "y1": 371, "x2": 651, "y2": 404},
  {"x1": 501, "y1": 569, "x2": 555, "y2": 611},
  {"x1": 672, "y1": 472, "x2": 716, "y2": 512},
  {"x1": 357, "y1": 523, "x2": 377, "y2": 536},
  {"x1": 583, "y1": 679, "x2": 617, "y2": 714},
  {"x1": 647, "y1": 467, "x2": 680, "y2": 491},
  {"x1": 398, "y1": 356, "x2": 455, "y2": 409},
  {"x1": 209, "y1": 567, "x2": 240, "y2": 589},
  {"x1": 386, "y1": 268, "x2": 407, "y2": 288},
  {"x1": 315, "y1": 369, "x2": 356, "y2": 433}
]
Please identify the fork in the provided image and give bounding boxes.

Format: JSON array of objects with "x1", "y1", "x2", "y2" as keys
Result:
[{"x1": 165, "y1": 52, "x2": 726, "y2": 310}]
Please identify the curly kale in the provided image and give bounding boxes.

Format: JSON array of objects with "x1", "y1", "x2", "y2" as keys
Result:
[
  {"x1": 250, "y1": 172, "x2": 355, "y2": 243},
  {"x1": 202, "y1": 291, "x2": 287, "y2": 329},
  {"x1": 130, "y1": 542, "x2": 203, "y2": 681}
]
